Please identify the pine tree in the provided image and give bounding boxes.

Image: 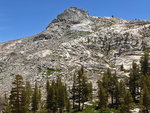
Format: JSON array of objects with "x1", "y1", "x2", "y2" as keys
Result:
[
  {"x1": 143, "y1": 75, "x2": 150, "y2": 91},
  {"x1": 38, "y1": 89, "x2": 41, "y2": 110},
  {"x1": 114, "y1": 80, "x2": 125, "y2": 109},
  {"x1": 87, "y1": 82, "x2": 93, "y2": 102},
  {"x1": 71, "y1": 66, "x2": 92, "y2": 111},
  {"x1": 71, "y1": 74, "x2": 77, "y2": 109},
  {"x1": 121, "y1": 91, "x2": 133, "y2": 113},
  {"x1": 102, "y1": 69, "x2": 118, "y2": 108},
  {"x1": 109, "y1": 73, "x2": 118, "y2": 107},
  {"x1": 46, "y1": 80, "x2": 57, "y2": 113},
  {"x1": 129, "y1": 62, "x2": 141, "y2": 103},
  {"x1": 76, "y1": 66, "x2": 84, "y2": 111},
  {"x1": 46, "y1": 80, "x2": 51, "y2": 112},
  {"x1": 5, "y1": 94, "x2": 11, "y2": 113},
  {"x1": 32, "y1": 81, "x2": 40, "y2": 113},
  {"x1": 57, "y1": 77, "x2": 66, "y2": 113},
  {"x1": 98, "y1": 81, "x2": 108, "y2": 112},
  {"x1": 51, "y1": 81, "x2": 57, "y2": 113},
  {"x1": 66, "y1": 99, "x2": 71, "y2": 113},
  {"x1": 9, "y1": 75, "x2": 24, "y2": 113},
  {"x1": 21, "y1": 81, "x2": 32, "y2": 113},
  {"x1": 140, "y1": 51, "x2": 149, "y2": 76},
  {"x1": 102, "y1": 70, "x2": 109, "y2": 92},
  {"x1": 81, "y1": 75, "x2": 91, "y2": 110},
  {"x1": 46, "y1": 80, "x2": 50, "y2": 93},
  {"x1": 141, "y1": 84, "x2": 150, "y2": 112},
  {"x1": 26, "y1": 81, "x2": 32, "y2": 106}
]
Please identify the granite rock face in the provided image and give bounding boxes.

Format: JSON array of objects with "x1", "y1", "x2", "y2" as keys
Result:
[{"x1": 0, "y1": 7, "x2": 150, "y2": 94}]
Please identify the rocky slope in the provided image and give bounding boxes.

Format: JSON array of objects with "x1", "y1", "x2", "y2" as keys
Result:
[{"x1": 0, "y1": 7, "x2": 150, "y2": 94}]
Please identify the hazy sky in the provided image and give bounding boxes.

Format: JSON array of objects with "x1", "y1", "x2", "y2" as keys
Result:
[{"x1": 0, "y1": 0, "x2": 150, "y2": 42}]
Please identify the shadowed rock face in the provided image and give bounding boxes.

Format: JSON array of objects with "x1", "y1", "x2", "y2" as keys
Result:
[{"x1": 1, "y1": 7, "x2": 150, "y2": 95}]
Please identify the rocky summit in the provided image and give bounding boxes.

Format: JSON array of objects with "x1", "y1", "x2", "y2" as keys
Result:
[{"x1": 0, "y1": 7, "x2": 150, "y2": 94}]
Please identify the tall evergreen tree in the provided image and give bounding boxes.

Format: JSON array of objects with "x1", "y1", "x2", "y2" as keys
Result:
[
  {"x1": 71, "y1": 74, "x2": 77, "y2": 109},
  {"x1": 129, "y1": 62, "x2": 141, "y2": 103},
  {"x1": 140, "y1": 51, "x2": 149, "y2": 76},
  {"x1": 32, "y1": 81, "x2": 40, "y2": 113},
  {"x1": 46, "y1": 80, "x2": 51, "y2": 112},
  {"x1": 46, "y1": 80, "x2": 57, "y2": 113},
  {"x1": 76, "y1": 66, "x2": 84, "y2": 111},
  {"x1": 98, "y1": 81, "x2": 108, "y2": 112},
  {"x1": 66, "y1": 99, "x2": 71, "y2": 113},
  {"x1": 56, "y1": 77, "x2": 66, "y2": 113},
  {"x1": 81, "y1": 75, "x2": 92, "y2": 110},
  {"x1": 5, "y1": 94, "x2": 11, "y2": 113},
  {"x1": 109, "y1": 72, "x2": 118, "y2": 107},
  {"x1": 21, "y1": 81, "x2": 32, "y2": 113},
  {"x1": 121, "y1": 91, "x2": 133, "y2": 113},
  {"x1": 46, "y1": 80, "x2": 50, "y2": 93},
  {"x1": 87, "y1": 82, "x2": 93, "y2": 102},
  {"x1": 102, "y1": 69, "x2": 118, "y2": 108},
  {"x1": 71, "y1": 66, "x2": 92, "y2": 111},
  {"x1": 9, "y1": 75, "x2": 24, "y2": 113},
  {"x1": 114, "y1": 80, "x2": 126, "y2": 109},
  {"x1": 140, "y1": 83, "x2": 150, "y2": 112}
]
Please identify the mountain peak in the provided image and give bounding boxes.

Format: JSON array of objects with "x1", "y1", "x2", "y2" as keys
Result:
[{"x1": 53, "y1": 7, "x2": 90, "y2": 23}]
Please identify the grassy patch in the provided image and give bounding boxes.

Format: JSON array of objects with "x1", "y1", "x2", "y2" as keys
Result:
[
  {"x1": 10, "y1": 73, "x2": 15, "y2": 76},
  {"x1": 38, "y1": 68, "x2": 42, "y2": 73},
  {"x1": 46, "y1": 68, "x2": 62, "y2": 75},
  {"x1": 69, "y1": 31, "x2": 91, "y2": 39}
]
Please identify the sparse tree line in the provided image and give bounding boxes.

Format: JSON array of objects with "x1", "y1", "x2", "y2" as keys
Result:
[{"x1": 0, "y1": 51, "x2": 150, "y2": 113}]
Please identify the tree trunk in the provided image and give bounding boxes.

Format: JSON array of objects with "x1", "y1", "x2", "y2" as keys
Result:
[
  {"x1": 111, "y1": 92, "x2": 114, "y2": 108},
  {"x1": 47, "y1": 109, "x2": 51, "y2": 113},
  {"x1": 73, "y1": 99, "x2": 75, "y2": 109},
  {"x1": 146, "y1": 107, "x2": 149, "y2": 113},
  {"x1": 82, "y1": 102, "x2": 84, "y2": 110},
  {"x1": 59, "y1": 108, "x2": 63, "y2": 113},
  {"x1": 78, "y1": 101, "x2": 80, "y2": 111},
  {"x1": 115, "y1": 95, "x2": 118, "y2": 109}
]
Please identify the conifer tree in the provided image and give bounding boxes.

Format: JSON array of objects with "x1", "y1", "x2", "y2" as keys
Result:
[
  {"x1": 71, "y1": 74, "x2": 77, "y2": 109},
  {"x1": 102, "y1": 69, "x2": 118, "y2": 108},
  {"x1": 71, "y1": 66, "x2": 92, "y2": 111},
  {"x1": 76, "y1": 66, "x2": 84, "y2": 111},
  {"x1": 102, "y1": 70, "x2": 109, "y2": 93},
  {"x1": 9, "y1": 75, "x2": 24, "y2": 113},
  {"x1": 87, "y1": 82, "x2": 93, "y2": 102},
  {"x1": 129, "y1": 62, "x2": 141, "y2": 103},
  {"x1": 5, "y1": 94, "x2": 11, "y2": 113},
  {"x1": 98, "y1": 81, "x2": 108, "y2": 112},
  {"x1": 140, "y1": 51, "x2": 149, "y2": 76},
  {"x1": 46, "y1": 80, "x2": 57, "y2": 113},
  {"x1": 32, "y1": 81, "x2": 40, "y2": 113},
  {"x1": 66, "y1": 99, "x2": 71, "y2": 113},
  {"x1": 109, "y1": 73, "x2": 118, "y2": 107},
  {"x1": 38, "y1": 89, "x2": 41, "y2": 110},
  {"x1": 81, "y1": 76, "x2": 91, "y2": 110},
  {"x1": 46, "y1": 80, "x2": 50, "y2": 93},
  {"x1": 114, "y1": 80, "x2": 125, "y2": 109},
  {"x1": 143, "y1": 75, "x2": 150, "y2": 91},
  {"x1": 56, "y1": 77, "x2": 66, "y2": 113},
  {"x1": 121, "y1": 91, "x2": 133, "y2": 113},
  {"x1": 21, "y1": 81, "x2": 32, "y2": 113},
  {"x1": 21, "y1": 87, "x2": 28, "y2": 113},
  {"x1": 46, "y1": 80, "x2": 51, "y2": 112},
  {"x1": 140, "y1": 84, "x2": 150, "y2": 112},
  {"x1": 51, "y1": 81, "x2": 57, "y2": 113}
]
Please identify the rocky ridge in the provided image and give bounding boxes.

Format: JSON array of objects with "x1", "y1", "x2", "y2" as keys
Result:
[{"x1": 0, "y1": 7, "x2": 150, "y2": 94}]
